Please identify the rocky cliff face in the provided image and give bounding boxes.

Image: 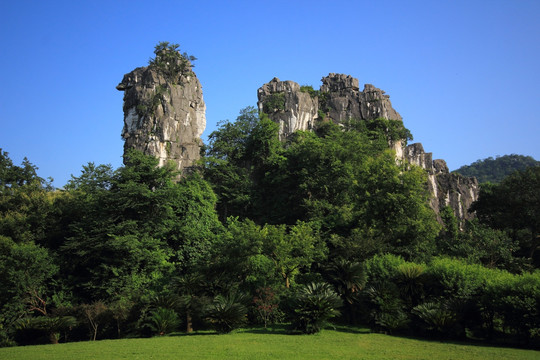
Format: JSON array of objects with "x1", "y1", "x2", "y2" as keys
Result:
[
  {"x1": 257, "y1": 73, "x2": 401, "y2": 139},
  {"x1": 257, "y1": 78, "x2": 318, "y2": 140},
  {"x1": 403, "y1": 143, "x2": 479, "y2": 225},
  {"x1": 116, "y1": 64, "x2": 206, "y2": 172},
  {"x1": 257, "y1": 74, "x2": 478, "y2": 225}
]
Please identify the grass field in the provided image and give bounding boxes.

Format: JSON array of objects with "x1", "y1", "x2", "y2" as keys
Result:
[{"x1": 0, "y1": 326, "x2": 538, "y2": 360}]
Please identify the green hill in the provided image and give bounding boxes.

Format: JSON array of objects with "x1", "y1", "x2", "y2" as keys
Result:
[{"x1": 453, "y1": 154, "x2": 539, "y2": 183}]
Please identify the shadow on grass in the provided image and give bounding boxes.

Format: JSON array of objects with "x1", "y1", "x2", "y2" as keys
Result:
[
  {"x1": 167, "y1": 325, "x2": 291, "y2": 337},
  {"x1": 330, "y1": 325, "x2": 371, "y2": 334},
  {"x1": 168, "y1": 330, "x2": 217, "y2": 337},
  {"x1": 378, "y1": 331, "x2": 540, "y2": 351},
  {"x1": 239, "y1": 325, "x2": 290, "y2": 335}
]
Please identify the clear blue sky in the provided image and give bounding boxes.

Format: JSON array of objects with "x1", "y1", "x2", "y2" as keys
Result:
[{"x1": 1, "y1": 0, "x2": 539, "y2": 187}]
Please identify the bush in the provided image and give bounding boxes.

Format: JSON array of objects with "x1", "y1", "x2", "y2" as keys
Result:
[
  {"x1": 262, "y1": 92, "x2": 286, "y2": 113},
  {"x1": 364, "y1": 254, "x2": 406, "y2": 284},
  {"x1": 488, "y1": 271, "x2": 540, "y2": 345},
  {"x1": 290, "y1": 282, "x2": 342, "y2": 334}
]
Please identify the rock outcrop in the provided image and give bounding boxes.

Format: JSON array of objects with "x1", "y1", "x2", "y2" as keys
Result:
[
  {"x1": 257, "y1": 73, "x2": 401, "y2": 139},
  {"x1": 257, "y1": 78, "x2": 318, "y2": 140},
  {"x1": 116, "y1": 63, "x2": 205, "y2": 173},
  {"x1": 403, "y1": 143, "x2": 479, "y2": 225},
  {"x1": 257, "y1": 74, "x2": 478, "y2": 225}
]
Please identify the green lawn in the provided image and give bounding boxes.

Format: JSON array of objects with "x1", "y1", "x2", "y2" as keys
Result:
[{"x1": 1, "y1": 327, "x2": 537, "y2": 360}]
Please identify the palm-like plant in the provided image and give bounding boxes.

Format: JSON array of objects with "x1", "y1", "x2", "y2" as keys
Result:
[
  {"x1": 291, "y1": 282, "x2": 343, "y2": 334},
  {"x1": 364, "y1": 280, "x2": 408, "y2": 333},
  {"x1": 412, "y1": 302, "x2": 457, "y2": 334},
  {"x1": 395, "y1": 263, "x2": 426, "y2": 308},
  {"x1": 323, "y1": 259, "x2": 366, "y2": 323},
  {"x1": 173, "y1": 273, "x2": 207, "y2": 333},
  {"x1": 148, "y1": 307, "x2": 180, "y2": 335},
  {"x1": 15, "y1": 316, "x2": 76, "y2": 344},
  {"x1": 205, "y1": 292, "x2": 247, "y2": 333}
]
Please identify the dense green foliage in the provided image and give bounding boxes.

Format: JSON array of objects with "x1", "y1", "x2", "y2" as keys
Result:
[
  {"x1": 1, "y1": 102, "x2": 540, "y2": 349},
  {"x1": 471, "y1": 166, "x2": 540, "y2": 268},
  {"x1": 454, "y1": 154, "x2": 539, "y2": 184},
  {"x1": 262, "y1": 92, "x2": 286, "y2": 113}
]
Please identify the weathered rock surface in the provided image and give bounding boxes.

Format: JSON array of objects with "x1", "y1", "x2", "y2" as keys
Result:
[
  {"x1": 258, "y1": 74, "x2": 478, "y2": 225},
  {"x1": 116, "y1": 65, "x2": 206, "y2": 172},
  {"x1": 257, "y1": 73, "x2": 402, "y2": 140},
  {"x1": 403, "y1": 143, "x2": 479, "y2": 226},
  {"x1": 257, "y1": 78, "x2": 318, "y2": 140}
]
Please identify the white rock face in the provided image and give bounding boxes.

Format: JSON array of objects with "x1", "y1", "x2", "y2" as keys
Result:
[
  {"x1": 117, "y1": 65, "x2": 206, "y2": 173},
  {"x1": 257, "y1": 77, "x2": 318, "y2": 140},
  {"x1": 123, "y1": 107, "x2": 139, "y2": 135}
]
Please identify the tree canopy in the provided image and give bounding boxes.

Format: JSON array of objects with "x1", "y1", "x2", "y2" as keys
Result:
[{"x1": 1, "y1": 105, "x2": 539, "y2": 345}]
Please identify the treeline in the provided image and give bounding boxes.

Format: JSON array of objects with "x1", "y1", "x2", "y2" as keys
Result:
[
  {"x1": 454, "y1": 154, "x2": 539, "y2": 184},
  {"x1": 0, "y1": 108, "x2": 539, "y2": 347}
]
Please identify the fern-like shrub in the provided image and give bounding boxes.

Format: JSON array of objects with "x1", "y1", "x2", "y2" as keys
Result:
[
  {"x1": 291, "y1": 282, "x2": 342, "y2": 334},
  {"x1": 205, "y1": 292, "x2": 247, "y2": 334}
]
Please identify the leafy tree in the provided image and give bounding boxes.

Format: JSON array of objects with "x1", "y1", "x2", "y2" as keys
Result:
[
  {"x1": 164, "y1": 173, "x2": 223, "y2": 272},
  {"x1": 0, "y1": 150, "x2": 56, "y2": 245},
  {"x1": 203, "y1": 107, "x2": 260, "y2": 220},
  {"x1": 208, "y1": 218, "x2": 277, "y2": 293},
  {"x1": 471, "y1": 166, "x2": 540, "y2": 267},
  {"x1": 108, "y1": 296, "x2": 133, "y2": 338},
  {"x1": 59, "y1": 151, "x2": 176, "y2": 300},
  {"x1": 210, "y1": 219, "x2": 324, "y2": 291},
  {"x1": 438, "y1": 208, "x2": 518, "y2": 270},
  {"x1": 252, "y1": 287, "x2": 280, "y2": 328},
  {"x1": 0, "y1": 149, "x2": 50, "y2": 189},
  {"x1": 0, "y1": 237, "x2": 58, "y2": 330},
  {"x1": 80, "y1": 301, "x2": 108, "y2": 341},
  {"x1": 262, "y1": 221, "x2": 327, "y2": 289}
]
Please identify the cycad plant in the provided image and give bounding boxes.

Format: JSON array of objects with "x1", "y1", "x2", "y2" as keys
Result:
[
  {"x1": 364, "y1": 280, "x2": 409, "y2": 334},
  {"x1": 412, "y1": 301, "x2": 457, "y2": 335},
  {"x1": 395, "y1": 262, "x2": 426, "y2": 308},
  {"x1": 205, "y1": 292, "x2": 248, "y2": 333},
  {"x1": 148, "y1": 307, "x2": 180, "y2": 335},
  {"x1": 291, "y1": 282, "x2": 342, "y2": 334},
  {"x1": 15, "y1": 316, "x2": 76, "y2": 344},
  {"x1": 323, "y1": 259, "x2": 366, "y2": 323}
]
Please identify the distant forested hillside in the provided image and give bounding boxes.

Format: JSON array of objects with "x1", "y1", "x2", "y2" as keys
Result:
[{"x1": 454, "y1": 154, "x2": 539, "y2": 183}]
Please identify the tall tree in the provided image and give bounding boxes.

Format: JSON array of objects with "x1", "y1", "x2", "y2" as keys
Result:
[{"x1": 472, "y1": 166, "x2": 540, "y2": 267}]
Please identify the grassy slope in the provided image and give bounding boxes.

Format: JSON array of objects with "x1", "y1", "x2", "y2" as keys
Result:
[{"x1": 1, "y1": 327, "x2": 538, "y2": 360}]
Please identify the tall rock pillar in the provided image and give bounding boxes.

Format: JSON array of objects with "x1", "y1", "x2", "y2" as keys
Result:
[{"x1": 116, "y1": 53, "x2": 206, "y2": 172}]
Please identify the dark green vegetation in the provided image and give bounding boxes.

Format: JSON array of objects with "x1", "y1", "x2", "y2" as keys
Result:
[
  {"x1": 1, "y1": 107, "x2": 540, "y2": 351},
  {"x1": 454, "y1": 154, "x2": 539, "y2": 184}
]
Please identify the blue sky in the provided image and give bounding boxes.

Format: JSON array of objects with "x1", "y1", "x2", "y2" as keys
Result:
[{"x1": 1, "y1": 0, "x2": 539, "y2": 186}]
